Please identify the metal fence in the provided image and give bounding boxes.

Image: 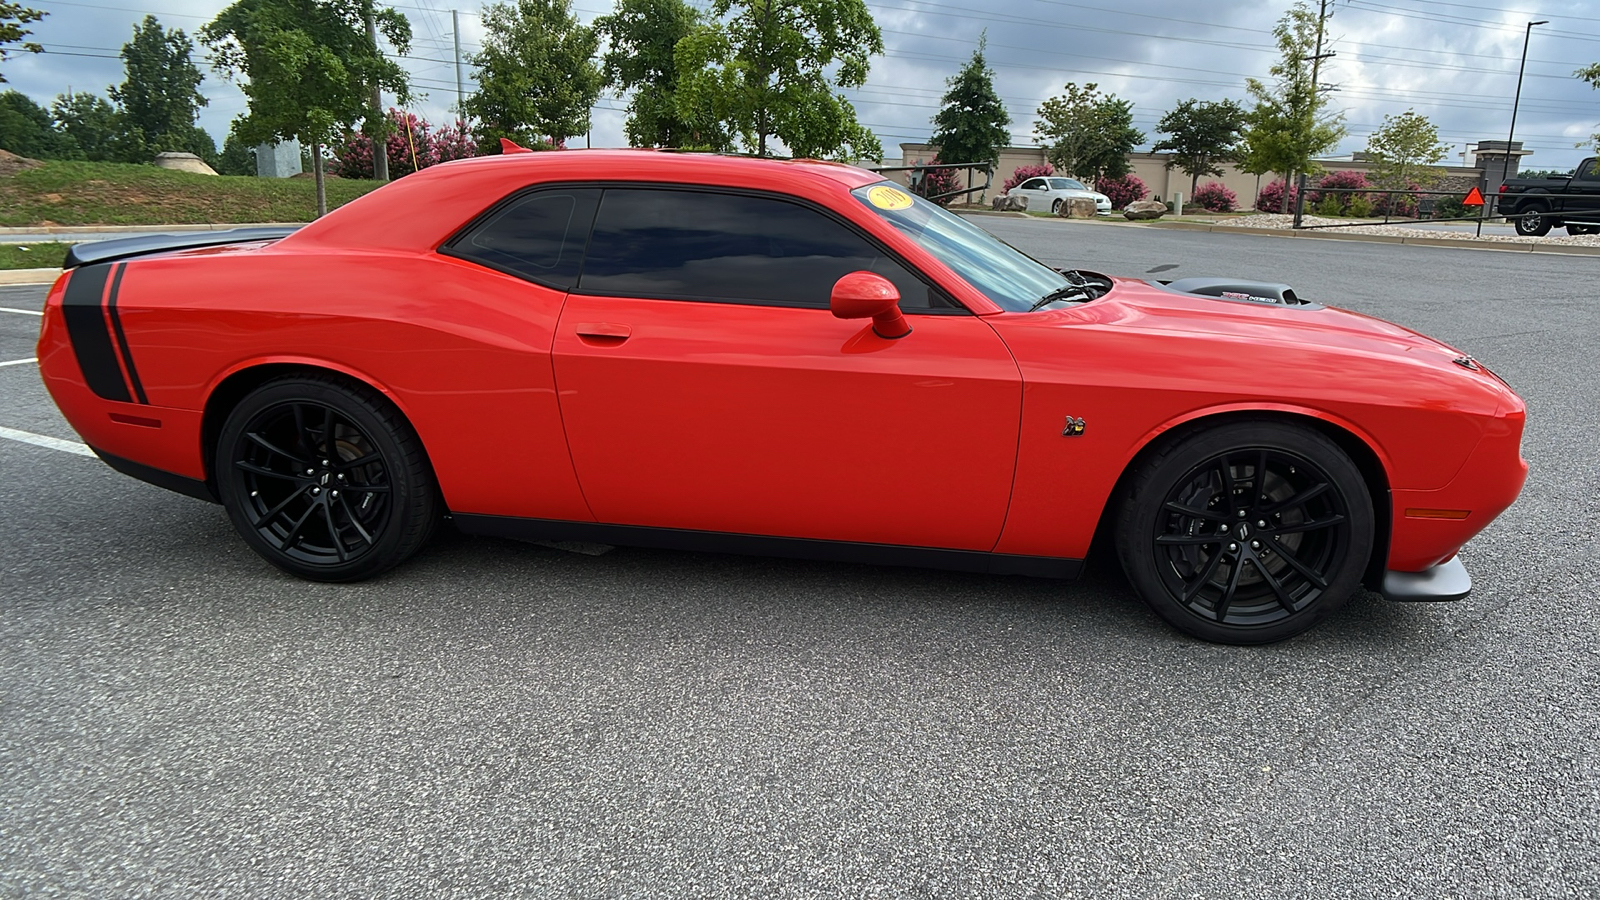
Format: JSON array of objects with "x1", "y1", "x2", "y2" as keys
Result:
[{"x1": 1289, "y1": 181, "x2": 1600, "y2": 237}]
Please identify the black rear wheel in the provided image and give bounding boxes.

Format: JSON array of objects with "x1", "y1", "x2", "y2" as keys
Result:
[
  {"x1": 1116, "y1": 421, "x2": 1373, "y2": 644},
  {"x1": 217, "y1": 375, "x2": 437, "y2": 581},
  {"x1": 1514, "y1": 202, "x2": 1552, "y2": 237}
]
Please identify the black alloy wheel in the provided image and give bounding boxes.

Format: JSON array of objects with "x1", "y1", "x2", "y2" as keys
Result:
[
  {"x1": 217, "y1": 375, "x2": 437, "y2": 582},
  {"x1": 1514, "y1": 203, "x2": 1552, "y2": 237},
  {"x1": 1116, "y1": 421, "x2": 1373, "y2": 644}
]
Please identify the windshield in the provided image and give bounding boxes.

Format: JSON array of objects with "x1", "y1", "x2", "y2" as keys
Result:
[
  {"x1": 1050, "y1": 178, "x2": 1088, "y2": 191},
  {"x1": 853, "y1": 183, "x2": 1069, "y2": 312}
]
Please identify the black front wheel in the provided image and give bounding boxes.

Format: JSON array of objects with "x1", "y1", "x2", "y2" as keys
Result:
[
  {"x1": 1115, "y1": 421, "x2": 1373, "y2": 644},
  {"x1": 217, "y1": 375, "x2": 438, "y2": 581},
  {"x1": 1514, "y1": 203, "x2": 1552, "y2": 237}
]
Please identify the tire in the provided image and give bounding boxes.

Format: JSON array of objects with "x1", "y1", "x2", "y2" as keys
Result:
[
  {"x1": 1115, "y1": 421, "x2": 1373, "y2": 644},
  {"x1": 1514, "y1": 202, "x2": 1552, "y2": 237},
  {"x1": 1051, "y1": 198, "x2": 1063, "y2": 214},
  {"x1": 1566, "y1": 223, "x2": 1598, "y2": 236},
  {"x1": 216, "y1": 375, "x2": 438, "y2": 582}
]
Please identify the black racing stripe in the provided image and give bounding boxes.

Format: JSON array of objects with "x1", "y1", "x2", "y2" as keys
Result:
[
  {"x1": 60, "y1": 264, "x2": 132, "y2": 403},
  {"x1": 105, "y1": 264, "x2": 148, "y2": 404}
]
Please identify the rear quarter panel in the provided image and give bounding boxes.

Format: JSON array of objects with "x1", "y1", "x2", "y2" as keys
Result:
[{"x1": 72, "y1": 246, "x2": 592, "y2": 521}]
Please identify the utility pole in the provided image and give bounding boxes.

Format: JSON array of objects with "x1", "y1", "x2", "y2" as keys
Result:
[
  {"x1": 452, "y1": 9, "x2": 465, "y2": 116},
  {"x1": 366, "y1": 3, "x2": 389, "y2": 182},
  {"x1": 1287, "y1": 0, "x2": 1336, "y2": 214}
]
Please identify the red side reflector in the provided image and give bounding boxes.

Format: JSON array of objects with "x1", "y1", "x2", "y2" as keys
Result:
[
  {"x1": 1404, "y1": 508, "x2": 1470, "y2": 520},
  {"x1": 109, "y1": 412, "x2": 162, "y2": 428}
]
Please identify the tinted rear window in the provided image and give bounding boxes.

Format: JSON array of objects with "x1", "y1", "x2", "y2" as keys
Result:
[{"x1": 447, "y1": 188, "x2": 600, "y2": 288}]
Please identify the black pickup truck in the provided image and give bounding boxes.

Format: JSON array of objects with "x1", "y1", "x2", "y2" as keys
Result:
[{"x1": 1497, "y1": 157, "x2": 1600, "y2": 237}]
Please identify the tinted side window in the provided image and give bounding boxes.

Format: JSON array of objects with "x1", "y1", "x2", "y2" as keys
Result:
[
  {"x1": 1021, "y1": 179, "x2": 1045, "y2": 190},
  {"x1": 447, "y1": 188, "x2": 600, "y2": 288},
  {"x1": 579, "y1": 188, "x2": 945, "y2": 309}
]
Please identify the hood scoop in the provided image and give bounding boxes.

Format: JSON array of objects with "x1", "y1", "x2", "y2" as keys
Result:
[{"x1": 1159, "y1": 277, "x2": 1314, "y2": 307}]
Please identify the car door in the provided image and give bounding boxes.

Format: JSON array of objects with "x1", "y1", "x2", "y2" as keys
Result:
[
  {"x1": 1569, "y1": 159, "x2": 1600, "y2": 224},
  {"x1": 550, "y1": 186, "x2": 1022, "y2": 551},
  {"x1": 1017, "y1": 177, "x2": 1050, "y2": 210}
]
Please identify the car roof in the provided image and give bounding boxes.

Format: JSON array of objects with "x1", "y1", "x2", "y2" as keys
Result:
[
  {"x1": 287, "y1": 149, "x2": 888, "y2": 253},
  {"x1": 429, "y1": 148, "x2": 884, "y2": 189}
]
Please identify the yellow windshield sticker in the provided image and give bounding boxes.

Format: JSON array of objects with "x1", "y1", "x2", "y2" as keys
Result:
[{"x1": 867, "y1": 185, "x2": 914, "y2": 210}]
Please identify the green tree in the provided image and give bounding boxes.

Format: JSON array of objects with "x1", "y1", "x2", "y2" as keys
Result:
[
  {"x1": 202, "y1": 0, "x2": 412, "y2": 215},
  {"x1": 216, "y1": 117, "x2": 257, "y2": 175},
  {"x1": 52, "y1": 91, "x2": 139, "y2": 162},
  {"x1": 1573, "y1": 64, "x2": 1600, "y2": 152},
  {"x1": 1365, "y1": 109, "x2": 1449, "y2": 189},
  {"x1": 110, "y1": 16, "x2": 209, "y2": 158},
  {"x1": 1242, "y1": 0, "x2": 1344, "y2": 212},
  {"x1": 1033, "y1": 82, "x2": 1143, "y2": 184},
  {"x1": 1153, "y1": 98, "x2": 1246, "y2": 194},
  {"x1": 929, "y1": 35, "x2": 1009, "y2": 166},
  {"x1": 0, "y1": 1, "x2": 44, "y2": 82},
  {"x1": 594, "y1": 0, "x2": 703, "y2": 148},
  {"x1": 463, "y1": 0, "x2": 601, "y2": 150},
  {"x1": 0, "y1": 89, "x2": 75, "y2": 157},
  {"x1": 674, "y1": 0, "x2": 884, "y2": 161}
]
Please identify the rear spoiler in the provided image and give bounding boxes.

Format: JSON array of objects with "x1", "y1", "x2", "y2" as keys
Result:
[{"x1": 63, "y1": 226, "x2": 300, "y2": 270}]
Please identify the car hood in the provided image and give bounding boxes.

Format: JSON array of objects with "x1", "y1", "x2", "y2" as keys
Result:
[{"x1": 1073, "y1": 276, "x2": 1478, "y2": 367}]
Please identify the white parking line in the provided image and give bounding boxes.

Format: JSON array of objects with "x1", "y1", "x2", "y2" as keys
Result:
[
  {"x1": 0, "y1": 307, "x2": 43, "y2": 316},
  {"x1": 0, "y1": 425, "x2": 94, "y2": 457},
  {"x1": 0, "y1": 358, "x2": 37, "y2": 367}
]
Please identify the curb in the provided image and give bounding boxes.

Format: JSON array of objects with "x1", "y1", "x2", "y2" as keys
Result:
[
  {"x1": 0, "y1": 222, "x2": 306, "y2": 236},
  {"x1": 1145, "y1": 220, "x2": 1600, "y2": 255},
  {"x1": 0, "y1": 268, "x2": 61, "y2": 285}
]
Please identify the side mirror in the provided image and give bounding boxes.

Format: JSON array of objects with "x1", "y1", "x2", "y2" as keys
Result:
[{"x1": 830, "y1": 271, "x2": 911, "y2": 339}]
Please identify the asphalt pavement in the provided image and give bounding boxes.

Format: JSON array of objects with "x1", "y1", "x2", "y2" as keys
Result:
[{"x1": 1, "y1": 224, "x2": 1596, "y2": 898}]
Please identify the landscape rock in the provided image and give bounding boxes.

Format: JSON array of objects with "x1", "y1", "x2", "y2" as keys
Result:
[
  {"x1": 991, "y1": 194, "x2": 1029, "y2": 212},
  {"x1": 1057, "y1": 197, "x2": 1099, "y2": 218},
  {"x1": 1123, "y1": 199, "x2": 1168, "y2": 220},
  {"x1": 152, "y1": 152, "x2": 218, "y2": 176}
]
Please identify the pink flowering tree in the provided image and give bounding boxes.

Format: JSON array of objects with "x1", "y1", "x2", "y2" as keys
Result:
[{"x1": 1003, "y1": 163, "x2": 1054, "y2": 194}]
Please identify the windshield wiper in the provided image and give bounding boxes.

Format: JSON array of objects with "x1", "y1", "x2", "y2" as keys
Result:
[{"x1": 1027, "y1": 285, "x2": 1091, "y2": 312}]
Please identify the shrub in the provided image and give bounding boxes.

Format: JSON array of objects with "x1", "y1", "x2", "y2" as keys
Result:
[
  {"x1": 335, "y1": 109, "x2": 437, "y2": 179},
  {"x1": 1191, "y1": 180, "x2": 1236, "y2": 212},
  {"x1": 431, "y1": 120, "x2": 478, "y2": 164},
  {"x1": 1097, "y1": 173, "x2": 1147, "y2": 210},
  {"x1": 1313, "y1": 194, "x2": 1343, "y2": 217},
  {"x1": 1432, "y1": 193, "x2": 1467, "y2": 219},
  {"x1": 1255, "y1": 179, "x2": 1300, "y2": 213},
  {"x1": 911, "y1": 157, "x2": 961, "y2": 206},
  {"x1": 1346, "y1": 195, "x2": 1374, "y2": 218},
  {"x1": 1003, "y1": 163, "x2": 1053, "y2": 194},
  {"x1": 1307, "y1": 170, "x2": 1369, "y2": 214},
  {"x1": 1372, "y1": 184, "x2": 1420, "y2": 218}
]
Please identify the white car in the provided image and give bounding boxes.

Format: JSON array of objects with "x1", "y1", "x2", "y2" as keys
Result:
[{"x1": 1008, "y1": 176, "x2": 1112, "y2": 215}]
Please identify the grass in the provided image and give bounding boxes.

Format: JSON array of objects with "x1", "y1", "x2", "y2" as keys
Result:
[
  {"x1": 0, "y1": 161, "x2": 385, "y2": 227},
  {"x1": 0, "y1": 242, "x2": 73, "y2": 270}
]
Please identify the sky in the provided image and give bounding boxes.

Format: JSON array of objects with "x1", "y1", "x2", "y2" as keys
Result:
[{"x1": 5, "y1": 0, "x2": 1600, "y2": 172}]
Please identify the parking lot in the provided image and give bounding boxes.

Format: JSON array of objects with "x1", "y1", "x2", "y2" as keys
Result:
[{"x1": 2, "y1": 221, "x2": 1596, "y2": 898}]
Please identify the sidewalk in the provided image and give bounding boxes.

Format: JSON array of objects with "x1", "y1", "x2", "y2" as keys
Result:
[{"x1": 1148, "y1": 220, "x2": 1600, "y2": 255}]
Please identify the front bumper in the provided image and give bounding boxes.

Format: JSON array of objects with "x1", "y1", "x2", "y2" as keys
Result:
[{"x1": 1381, "y1": 557, "x2": 1472, "y2": 602}]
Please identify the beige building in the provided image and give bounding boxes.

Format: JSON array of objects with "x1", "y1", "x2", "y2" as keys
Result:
[{"x1": 893, "y1": 142, "x2": 1498, "y2": 210}]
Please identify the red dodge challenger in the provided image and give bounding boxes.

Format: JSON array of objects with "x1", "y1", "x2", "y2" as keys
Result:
[{"x1": 37, "y1": 150, "x2": 1527, "y2": 643}]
